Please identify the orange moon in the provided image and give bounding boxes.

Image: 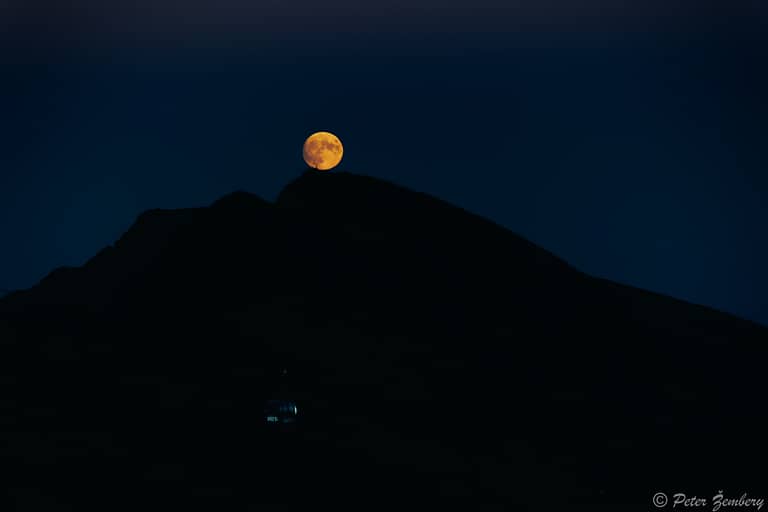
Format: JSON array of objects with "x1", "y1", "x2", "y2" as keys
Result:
[{"x1": 303, "y1": 131, "x2": 343, "y2": 171}]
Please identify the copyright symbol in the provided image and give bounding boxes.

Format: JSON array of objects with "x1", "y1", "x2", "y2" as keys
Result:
[{"x1": 653, "y1": 492, "x2": 669, "y2": 508}]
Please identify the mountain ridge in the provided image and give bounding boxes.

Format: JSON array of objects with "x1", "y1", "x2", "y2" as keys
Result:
[
  {"x1": 1, "y1": 171, "x2": 762, "y2": 333},
  {"x1": 0, "y1": 170, "x2": 765, "y2": 509}
]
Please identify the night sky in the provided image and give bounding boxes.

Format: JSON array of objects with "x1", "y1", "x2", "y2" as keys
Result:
[{"x1": 1, "y1": 1, "x2": 766, "y2": 326}]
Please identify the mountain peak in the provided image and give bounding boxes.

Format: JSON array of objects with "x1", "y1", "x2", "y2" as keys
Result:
[
  {"x1": 0, "y1": 171, "x2": 766, "y2": 510},
  {"x1": 277, "y1": 170, "x2": 573, "y2": 276},
  {"x1": 211, "y1": 190, "x2": 270, "y2": 210},
  {"x1": 279, "y1": 170, "x2": 443, "y2": 205}
]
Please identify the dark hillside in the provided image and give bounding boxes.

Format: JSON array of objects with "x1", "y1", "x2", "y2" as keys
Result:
[{"x1": 1, "y1": 171, "x2": 765, "y2": 510}]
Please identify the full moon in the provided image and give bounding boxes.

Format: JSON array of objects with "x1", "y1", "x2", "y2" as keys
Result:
[{"x1": 303, "y1": 131, "x2": 343, "y2": 171}]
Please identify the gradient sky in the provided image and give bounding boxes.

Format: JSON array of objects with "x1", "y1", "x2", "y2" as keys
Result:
[{"x1": 1, "y1": 2, "x2": 766, "y2": 326}]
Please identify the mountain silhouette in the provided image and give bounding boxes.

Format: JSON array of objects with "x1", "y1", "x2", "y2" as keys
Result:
[{"x1": 0, "y1": 171, "x2": 766, "y2": 510}]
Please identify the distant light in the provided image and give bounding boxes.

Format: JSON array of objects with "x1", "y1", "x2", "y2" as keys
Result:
[{"x1": 264, "y1": 399, "x2": 299, "y2": 425}]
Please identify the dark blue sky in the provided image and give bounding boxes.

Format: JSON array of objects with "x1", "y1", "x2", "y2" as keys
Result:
[{"x1": 1, "y1": 4, "x2": 766, "y2": 325}]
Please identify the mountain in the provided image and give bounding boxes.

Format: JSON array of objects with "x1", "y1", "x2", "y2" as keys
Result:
[{"x1": 1, "y1": 171, "x2": 766, "y2": 510}]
